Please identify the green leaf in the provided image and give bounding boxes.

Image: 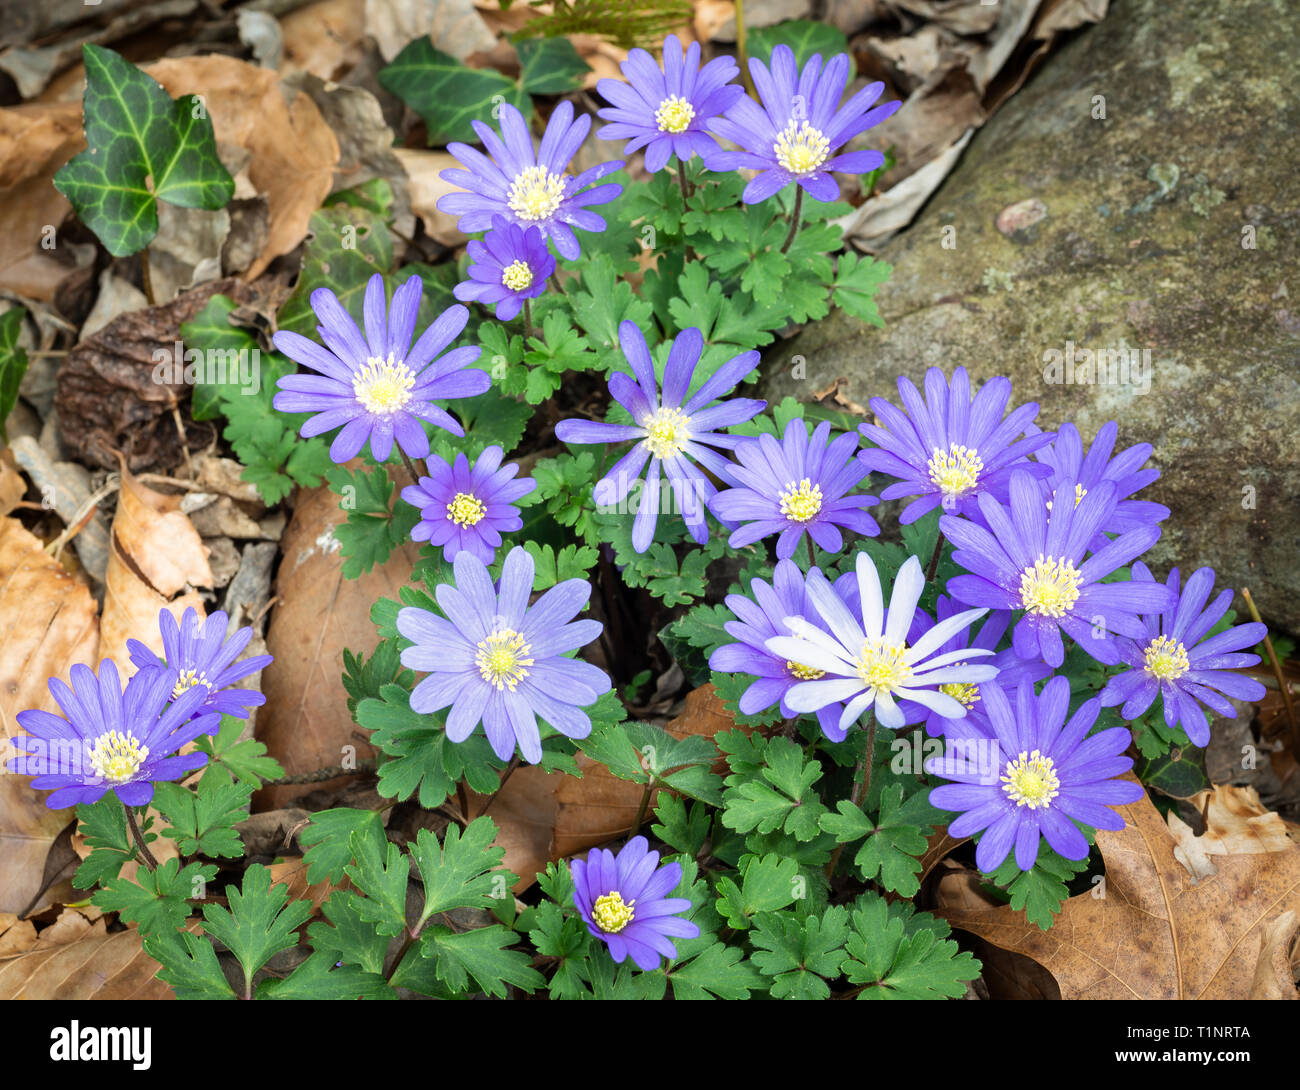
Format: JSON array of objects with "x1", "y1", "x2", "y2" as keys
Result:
[
  {"x1": 153, "y1": 779, "x2": 253, "y2": 858},
  {"x1": 342, "y1": 639, "x2": 414, "y2": 718},
  {"x1": 378, "y1": 38, "x2": 529, "y2": 146},
  {"x1": 418, "y1": 924, "x2": 545, "y2": 996},
  {"x1": 306, "y1": 890, "x2": 391, "y2": 977},
  {"x1": 651, "y1": 795, "x2": 712, "y2": 858},
  {"x1": 587, "y1": 955, "x2": 667, "y2": 1000},
  {"x1": 715, "y1": 853, "x2": 800, "y2": 929},
  {"x1": 841, "y1": 896, "x2": 981, "y2": 999},
  {"x1": 821, "y1": 784, "x2": 941, "y2": 896},
  {"x1": 832, "y1": 252, "x2": 892, "y2": 327},
  {"x1": 344, "y1": 830, "x2": 411, "y2": 938},
  {"x1": 327, "y1": 465, "x2": 420, "y2": 578},
  {"x1": 277, "y1": 206, "x2": 393, "y2": 337},
  {"x1": 0, "y1": 307, "x2": 29, "y2": 441},
  {"x1": 750, "y1": 906, "x2": 849, "y2": 999},
  {"x1": 439, "y1": 386, "x2": 533, "y2": 460},
  {"x1": 988, "y1": 844, "x2": 1091, "y2": 930},
  {"x1": 53, "y1": 44, "x2": 233, "y2": 256},
  {"x1": 516, "y1": 36, "x2": 591, "y2": 94},
  {"x1": 192, "y1": 714, "x2": 283, "y2": 787},
  {"x1": 722, "y1": 735, "x2": 827, "y2": 842},
  {"x1": 571, "y1": 253, "x2": 654, "y2": 355},
  {"x1": 524, "y1": 542, "x2": 601, "y2": 591},
  {"x1": 410, "y1": 818, "x2": 515, "y2": 930},
  {"x1": 200, "y1": 864, "x2": 314, "y2": 998},
  {"x1": 748, "y1": 20, "x2": 851, "y2": 73},
  {"x1": 300, "y1": 807, "x2": 388, "y2": 885},
  {"x1": 94, "y1": 859, "x2": 216, "y2": 933},
  {"x1": 1137, "y1": 745, "x2": 1211, "y2": 800},
  {"x1": 669, "y1": 940, "x2": 764, "y2": 1000},
  {"x1": 73, "y1": 797, "x2": 136, "y2": 888},
  {"x1": 144, "y1": 929, "x2": 236, "y2": 1000},
  {"x1": 257, "y1": 951, "x2": 392, "y2": 1000}
]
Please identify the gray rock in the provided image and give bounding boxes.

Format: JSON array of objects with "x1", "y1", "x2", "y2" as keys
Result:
[{"x1": 764, "y1": 0, "x2": 1300, "y2": 631}]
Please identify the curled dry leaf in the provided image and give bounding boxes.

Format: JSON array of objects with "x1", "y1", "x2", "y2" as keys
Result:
[
  {"x1": 98, "y1": 461, "x2": 212, "y2": 671},
  {"x1": 255, "y1": 478, "x2": 418, "y2": 811},
  {"x1": 937, "y1": 780, "x2": 1300, "y2": 999},
  {"x1": 1167, "y1": 784, "x2": 1295, "y2": 881},
  {"x1": 146, "y1": 56, "x2": 340, "y2": 280},
  {"x1": 0, "y1": 516, "x2": 98, "y2": 915},
  {"x1": 281, "y1": 0, "x2": 368, "y2": 82},
  {"x1": 0, "y1": 922, "x2": 192, "y2": 999},
  {"x1": 1248, "y1": 909, "x2": 1299, "y2": 1000}
]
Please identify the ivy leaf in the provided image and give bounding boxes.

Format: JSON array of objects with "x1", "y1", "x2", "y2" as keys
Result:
[
  {"x1": 748, "y1": 20, "x2": 851, "y2": 71},
  {"x1": 750, "y1": 906, "x2": 850, "y2": 1000},
  {"x1": 300, "y1": 807, "x2": 388, "y2": 885},
  {"x1": 192, "y1": 713, "x2": 283, "y2": 788},
  {"x1": 277, "y1": 206, "x2": 393, "y2": 337},
  {"x1": 840, "y1": 896, "x2": 981, "y2": 999},
  {"x1": 0, "y1": 307, "x2": 30, "y2": 441},
  {"x1": 53, "y1": 44, "x2": 233, "y2": 257},
  {"x1": 516, "y1": 36, "x2": 591, "y2": 95},
  {"x1": 832, "y1": 252, "x2": 892, "y2": 327},
  {"x1": 200, "y1": 864, "x2": 314, "y2": 999},
  {"x1": 418, "y1": 924, "x2": 545, "y2": 997},
  {"x1": 94, "y1": 859, "x2": 216, "y2": 933},
  {"x1": 378, "y1": 38, "x2": 529, "y2": 146}
]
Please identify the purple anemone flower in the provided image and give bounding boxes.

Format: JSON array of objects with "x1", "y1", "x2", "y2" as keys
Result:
[
  {"x1": 596, "y1": 34, "x2": 744, "y2": 173},
  {"x1": 926, "y1": 677, "x2": 1145, "y2": 873},
  {"x1": 127, "y1": 607, "x2": 272, "y2": 725},
  {"x1": 709, "y1": 418, "x2": 879, "y2": 559},
  {"x1": 273, "y1": 273, "x2": 488, "y2": 463},
  {"x1": 940, "y1": 471, "x2": 1178, "y2": 668},
  {"x1": 395, "y1": 546, "x2": 611, "y2": 765},
  {"x1": 918, "y1": 597, "x2": 1052, "y2": 738},
  {"x1": 706, "y1": 44, "x2": 899, "y2": 204},
  {"x1": 1099, "y1": 563, "x2": 1267, "y2": 747},
  {"x1": 858, "y1": 367, "x2": 1056, "y2": 525},
  {"x1": 708, "y1": 559, "x2": 849, "y2": 741},
  {"x1": 438, "y1": 101, "x2": 623, "y2": 261},
  {"x1": 7, "y1": 661, "x2": 219, "y2": 809},
  {"x1": 402, "y1": 444, "x2": 536, "y2": 564},
  {"x1": 764, "y1": 551, "x2": 998, "y2": 733},
  {"x1": 572, "y1": 836, "x2": 699, "y2": 970},
  {"x1": 452, "y1": 215, "x2": 554, "y2": 322},
  {"x1": 1026, "y1": 420, "x2": 1170, "y2": 550},
  {"x1": 554, "y1": 322, "x2": 764, "y2": 552}
]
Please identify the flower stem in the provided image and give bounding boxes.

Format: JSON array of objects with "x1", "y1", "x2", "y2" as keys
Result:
[
  {"x1": 549, "y1": 273, "x2": 568, "y2": 299},
  {"x1": 824, "y1": 715, "x2": 876, "y2": 879},
  {"x1": 925, "y1": 531, "x2": 947, "y2": 583},
  {"x1": 1242, "y1": 587, "x2": 1298, "y2": 757},
  {"x1": 780, "y1": 187, "x2": 803, "y2": 255},
  {"x1": 675, "y1": 159, "x2": 693, "y2": 203},
  {"x1": 523, "y1": 297, "x2": 537, "y2": 344},
  {"x1": 478, "y1": 756, "x2": 521, "y2": 819},
  {"x1": 398, "y1": 449, "x2": 423, "y2": 487},
  {"x1": 139, "y1": 246, "x2": 157, "y2": 307},
  {"x1": 124, "y1": 802, "x2": 158, "y2": 872},
  {"x1": 457, "y1": 779, "x2": 471, "y2": 824},
  {"x1": 630, "y1": 777, "x2": 654, "y2": 838},
  {"x1": 735, "y1": 0, "x2": 754, "y2": 95}
]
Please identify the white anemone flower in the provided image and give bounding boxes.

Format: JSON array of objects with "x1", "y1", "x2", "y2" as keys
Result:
[{"x1": 765, "y1": 552, "x2": 1000, "y2": 733}]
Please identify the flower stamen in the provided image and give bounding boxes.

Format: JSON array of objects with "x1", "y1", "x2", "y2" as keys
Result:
[
  {"x1": 507, "y1": 165, "x2": 567, "y2": 222},
  {"x1": 787, "y1": 660, "x2": 825, "y2": 681},
  {"x1": 641, "y1": 407, "x2": 692, "y2": 459},
  {"x1": 447, "y1": 492, "x2": 487, "y2": 527},
  {"x1": 1019, "y1": 556, "x2": 1083, "y2": 617},
  {"x1": 773, "y1": 120, "x2": 831, "y2": 175},
  {"x1": 592, "y1": 890, "x2": 635, "y2": 933},
  {"x1": 1001, "y1": 750, "x2": 1061, "y2": 810},
  {"x1": 927, "y1": 444, "x2": 983, "y2": 500},
  {"x1": 655, "y1": 95, "x2": 695, "y2": 133},
  {"x1": 353, "y1": 353, "x2": 415, "y2": 415},
  {"x1": 856, "y1": 639, "x2": 912, "y2": 694},
  {"x1": 1143, "y1": 634, "x2": 1190, "y2": 680},
  {"x1": 475, "y1": 629, "x2": 534, "y2": 691},
  {"x1": 779, "y1": 478, "x2": 823, "y2": 523},
  {"x1": 89, "y1": 729, "x2": 150, "y2": 783},
  {"x1": 501, "y1": 260, "x2": 534, "y2": 292}
]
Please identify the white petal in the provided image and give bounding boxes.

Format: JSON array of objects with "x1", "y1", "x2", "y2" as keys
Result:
[
  {"x1": 911, "y1": 647, "x2": 996, "y2": 672},
  {"x1": 837, "y1": 690, "x2": 876, "y2": 733},
  {"x1": 855, "y1": 551, "x2": 884, "y2": 639},
  {"x1": 785, "y1": 677, "x2": 864, "y2": 712},
  {"x1": 905, "y1": 606, "x2": 990, "y2": 663},
  {"x1": 894, "y1": 686, "x2": 969, "y2": 718},
  {"x1": 804, "y1": 569, "x2": 865, "y2": 651},
  {"x1": 884, "y1": 555, "x2": 924, "y2": 646},
  {"x1": 765, "y1": 634, "x2": 854, "y2": 676}
]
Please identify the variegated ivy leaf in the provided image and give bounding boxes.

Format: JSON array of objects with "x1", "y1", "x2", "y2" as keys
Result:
[{"x1": 54, "y1": 44, "x2": 234, "y2": 257}]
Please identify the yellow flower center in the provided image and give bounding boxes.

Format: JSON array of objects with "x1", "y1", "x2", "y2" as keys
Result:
[
  {"x1": 940, "y1": 680, "x2": 981, "y2": 709},
  {"x1": 655, "y1": 95, "x2": 695, "y2": 133},
  {"x1": 89, "y1": 729, "x2": 150, "y2": 783},
  {"x1": 507, "y1": 165, "x2": 567, "y2": 221},
  {"x1": 1001, "y1": 750, "x2": 1061, "y2": 810},
  {"x1": 446, "y1": 492, "x2": 486, "y2": 527},
  {"x1": 856, "y1": 639, "x2": 913, "y2": 694},
  {"x1": 592, "y1": 890, "x2": 636, "y2": 933},
  {"x1": 353, "y1": 353, "x2": 415, "y2": 415},
  {"x1": 1046, "y1": 482, "x2": 1088, "y2": 512},
  {"x1": 501, "y1": 260, "x2": 533, "y2": 292},
  {"x1": 773, "y1": 120, "x2": 831, "y2": 175},
  {"x1": 475, "y1": 628, "x2": 534, "y2": 691},
  {"x1": 927, "y1": 444, "x2": 984, "y2": 499},
  {"x1": 787, "y1": 660, "x2": 825, "y2": 681},
  {"x1": 1018, "y1": 556, "x2": 1083, "y2": 617},
  {"x1": 1143, "y1": 634, "x2": 1190, "y2": 680},
  {"x1": 641, "y1": 407, "x2": 692, "y2": 459},
  {"x1": 171, "y1": 668, "x2": 210, "y2": 701},
  {"x1": 778, "y1": 478, "x2": 823, "y2": 523}
]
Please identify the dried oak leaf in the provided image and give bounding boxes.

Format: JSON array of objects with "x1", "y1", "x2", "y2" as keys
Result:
[
  {"x1": 54, "y1": 278, "x2": 255, "y2": 473},
  {"x1": 0, "y1": 516, "x2": 98, "y2": 915},
  {"x1": 0, "y1": 922, "x2": 191, "y2": 999},
  {"x1": 1167, "y1": 783, "x2": 1295, "y2": 881},
  {"x1": 937, "y1": 781, "x2": 1300, "y2": 999}
]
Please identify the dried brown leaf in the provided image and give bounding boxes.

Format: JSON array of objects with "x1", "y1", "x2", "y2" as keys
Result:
[{"x1": 0, "y1": 923, "x2": 182, "y2": 999}]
